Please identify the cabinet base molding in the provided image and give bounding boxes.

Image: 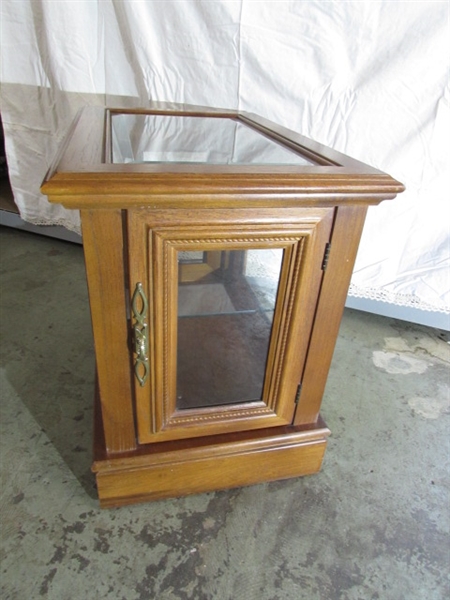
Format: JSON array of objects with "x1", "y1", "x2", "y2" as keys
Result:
[{"x1": 92, "y1": 391, "x2": 330, "y2": 508}]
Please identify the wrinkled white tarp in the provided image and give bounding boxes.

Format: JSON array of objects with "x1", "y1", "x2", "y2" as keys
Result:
[{"x1": 1, "y1": 1, "x2": 449, "y2": 313}]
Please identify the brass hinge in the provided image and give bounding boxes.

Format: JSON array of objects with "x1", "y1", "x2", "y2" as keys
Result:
[
  {"x1": 322, "y1": 242, "x2": 331, "y2": 271},
  {"x1": 294, "y1": 383, "x2": 302, "y2": 405}
]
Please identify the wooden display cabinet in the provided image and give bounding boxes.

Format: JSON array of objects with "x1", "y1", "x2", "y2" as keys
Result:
[{"x1": 41, "y1": 103, "x2": 404, "y2": 507}]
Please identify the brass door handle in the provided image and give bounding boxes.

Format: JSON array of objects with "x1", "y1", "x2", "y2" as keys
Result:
[{"x1": 131, "y1": 283, "x2": 149, "y2": 386}]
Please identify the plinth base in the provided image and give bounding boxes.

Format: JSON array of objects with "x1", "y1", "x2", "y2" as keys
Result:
[{"x1": 92, "y1": 393, "x2": 330, "y2": 508}]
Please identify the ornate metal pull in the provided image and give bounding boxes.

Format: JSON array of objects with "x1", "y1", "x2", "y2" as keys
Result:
[{"x1": 131, "y1": 283, "x2": 149, "y2": 387}]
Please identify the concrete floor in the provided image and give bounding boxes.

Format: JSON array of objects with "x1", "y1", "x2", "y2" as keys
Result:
[{"x1": 1, "y1": 226, "x2": 449, "y2": 600}]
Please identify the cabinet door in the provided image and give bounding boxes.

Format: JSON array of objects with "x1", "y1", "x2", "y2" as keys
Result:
[{"x1": 127, "y1": 208, "x2": 333, "y2": 444}]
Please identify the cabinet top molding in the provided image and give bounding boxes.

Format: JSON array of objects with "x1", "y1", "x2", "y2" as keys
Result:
[{"x1": 41, "y1": 103, "x2": 404, "y2": 209}]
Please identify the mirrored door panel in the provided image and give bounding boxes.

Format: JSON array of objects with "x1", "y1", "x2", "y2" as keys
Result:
[{"x1": 176, "y1": 249, "x2": 284, "y2": 410}]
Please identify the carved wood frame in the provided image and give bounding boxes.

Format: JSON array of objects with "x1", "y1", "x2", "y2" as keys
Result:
[{"x1": 129, "y1": 210, "x2": 333, "y2": 444}]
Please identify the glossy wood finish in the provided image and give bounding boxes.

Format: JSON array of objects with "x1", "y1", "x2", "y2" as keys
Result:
[
  {"x1": 92, "y1": 382, "x2": 330, "y2": 508},
  {"x1": 81, "y1": 209, "x2": 136, "y2": 452},
  {"x1": 128, "y1": 207, "x2": 333, "y2": 444},
  {"x1": 95, "y1": 438, "x2": 329, "y2": 508},
  {"x1": 41, "y1": 106, "x2": 404, "y2": 209},
  {"x1": 41, "y1": 103, "x2": 404, "y2": 506}
]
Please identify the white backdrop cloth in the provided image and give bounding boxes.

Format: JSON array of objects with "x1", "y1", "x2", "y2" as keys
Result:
[{"x1": 1, "y1": 1, "x2": 449, "y2": 314}]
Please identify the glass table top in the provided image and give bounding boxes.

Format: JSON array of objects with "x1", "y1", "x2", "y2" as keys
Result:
[{"x1": 111, "y1": 113, "x2": 316, "y2": 166}]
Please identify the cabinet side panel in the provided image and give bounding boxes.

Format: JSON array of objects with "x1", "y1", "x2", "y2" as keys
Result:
[
  {"x1": 294, "y1": 205, "x2": 368, "y2": 425},
  {"x1": 81, "y1": 209, "x2": 136, "y2": 452}
]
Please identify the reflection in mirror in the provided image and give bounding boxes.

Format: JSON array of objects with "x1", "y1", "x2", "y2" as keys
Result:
[
  {"x1": 176, "y1": 248, "x2": 284, "y2": 410},
  {"x1": 111, "y1": 113, "x2": 315, "y2": 166}
]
